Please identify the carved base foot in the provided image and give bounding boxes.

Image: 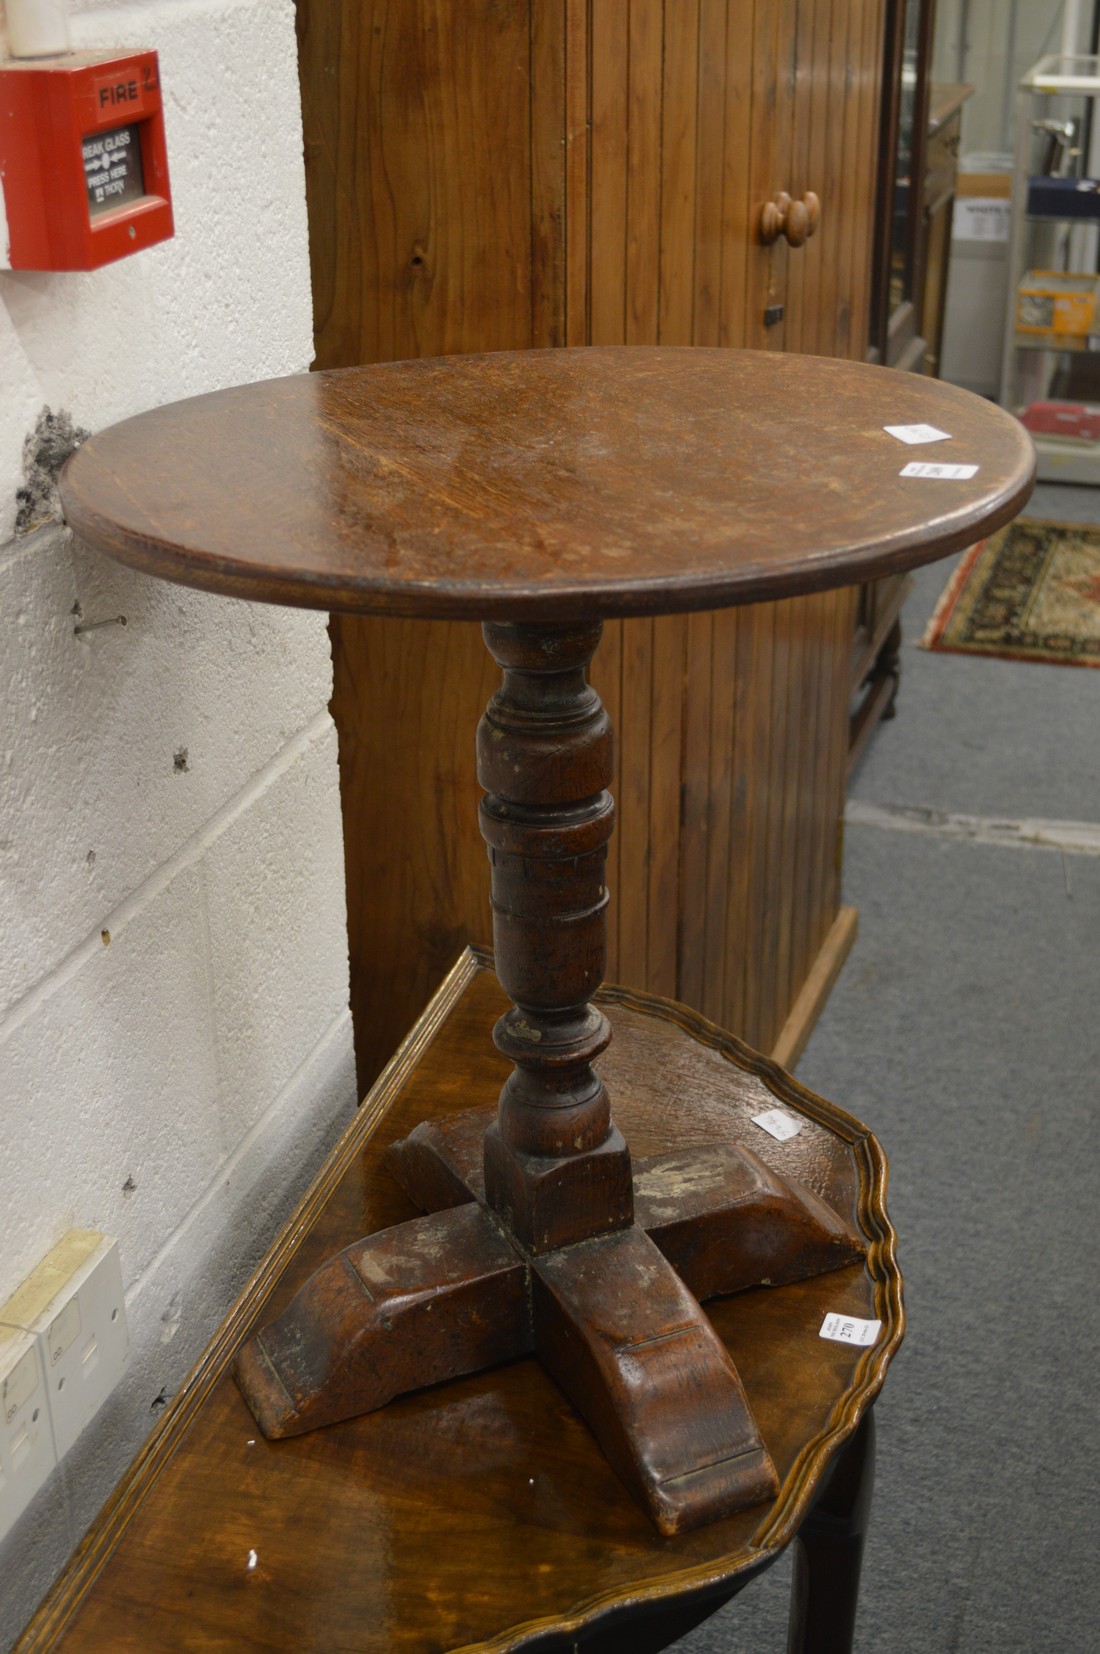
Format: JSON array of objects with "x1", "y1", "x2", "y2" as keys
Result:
[
  {"x1": 633, "y1": 1143, "x2": 864, "y2": 1299},
  {"x1": 233, "y1": 1203, "x2": 529, "y2": 1437},
  {"x1": 534, "y1": 1225, "x2": 778, "y2": 1535}
]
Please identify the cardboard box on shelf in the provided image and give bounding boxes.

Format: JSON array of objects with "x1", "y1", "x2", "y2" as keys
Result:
[{"x1": 1016, "y1": 270, "x2": 1100, "y2": 338}]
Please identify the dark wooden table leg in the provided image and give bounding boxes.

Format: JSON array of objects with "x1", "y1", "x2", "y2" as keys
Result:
[
  {"x1": 476, "y1": 619, "x2": 633, "y2": 1250},
  {"x1": 786, "y1": 1408, "x2": 876, "y2": 1654},
  {"x1": 475, "y1": 618, "x2": 780, "y2": 1532}
]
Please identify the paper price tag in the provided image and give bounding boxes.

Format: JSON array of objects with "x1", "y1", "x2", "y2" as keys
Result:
[
  {"x1": 751, "y1": 1108, "x2": 802, "y2": 1142},
  {"x1": 819, "y1": 1312, "x2": 882, "y2": 1347},
  {"x1": 883, "y1": 423, "x2": 951, "y2": 445},
  {"x1": 900, "y1": 461, "x2": 979, "y2": 480}
]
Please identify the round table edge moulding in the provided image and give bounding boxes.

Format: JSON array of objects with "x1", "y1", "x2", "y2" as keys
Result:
[{"x1": 57, "y1": 346, "x2": 1037, "y2": 624}]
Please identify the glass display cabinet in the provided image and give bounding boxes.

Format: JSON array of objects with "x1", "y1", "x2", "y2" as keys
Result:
[{"x1": 1000, "y1": 54, "x2": 1100, "y2": 483}]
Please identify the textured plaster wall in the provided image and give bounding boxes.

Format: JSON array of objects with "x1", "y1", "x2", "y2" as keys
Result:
[{"x1": 0, "y1": 1, "x2": 355, "y2": 1642}]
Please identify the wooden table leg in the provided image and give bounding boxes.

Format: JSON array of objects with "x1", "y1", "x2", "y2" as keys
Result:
[
  {"x1": 787, "y1": 1409, "x2": 876, "y2": 1654},
  {"x1": 475, "y1": 619, "x2": 769, "y2": 1528},
  {"x1": 476, "y1": 619, "x2": 633, "y2": 1250}
]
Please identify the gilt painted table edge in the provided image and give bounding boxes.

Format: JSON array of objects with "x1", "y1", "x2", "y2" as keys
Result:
[{"x1": 18, "y1": 947, "x2": 902, "y2": 1654}]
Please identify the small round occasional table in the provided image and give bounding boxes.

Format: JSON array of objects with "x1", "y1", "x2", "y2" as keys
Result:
[{"x1": 42, "y1": 347, "x2": 1032, "y2": 1649}]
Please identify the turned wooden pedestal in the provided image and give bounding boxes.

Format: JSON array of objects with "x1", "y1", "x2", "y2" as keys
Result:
[
  {"x1": 232, "y1": 614, "x2": 868, "y2": 1531},
  {"x1": 57, "y1": 346, "x2": 1033, "y2": 1543}
]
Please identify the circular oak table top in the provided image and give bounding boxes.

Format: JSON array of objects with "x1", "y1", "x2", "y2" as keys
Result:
[{"x1": 60, "y1": 346, "x2": 1035, "y2": 621}]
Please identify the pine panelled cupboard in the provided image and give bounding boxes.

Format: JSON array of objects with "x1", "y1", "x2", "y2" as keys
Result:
[{"x1": 295, "y1": 0, "x2": 888, "y2": 1090}]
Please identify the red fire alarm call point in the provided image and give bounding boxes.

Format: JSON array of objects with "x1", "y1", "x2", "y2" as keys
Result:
[{"x1": 0, "y1": 48, "x2": 173, "y2": 271}]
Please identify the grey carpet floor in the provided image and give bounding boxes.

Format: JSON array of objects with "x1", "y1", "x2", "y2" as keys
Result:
[{"x1": 673, "y1": 483, "x2": 1100, "y2": 1653}]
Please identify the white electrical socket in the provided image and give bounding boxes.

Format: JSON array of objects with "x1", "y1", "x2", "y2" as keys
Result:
[
  {"x1": 0, "y1": 1232, "x2": 130, "y2": 1462},
  {"x1": 0, "y1": 1324, "x2": 57, "y2": 1544}
]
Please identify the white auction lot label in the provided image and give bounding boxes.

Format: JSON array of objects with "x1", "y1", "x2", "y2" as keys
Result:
[
  {"x1": 883, "y1": 423, "x2": 952, "y2": 445},
  {"x1": 751, "y1": 1108, "x2": 802, "y2": 1142},
  {"x1": 900, "y1": 460, "x2": 979, "y2": 480},
  {"x1": 819, "y1": 1312, "x2": 882, "y2": 1347}
]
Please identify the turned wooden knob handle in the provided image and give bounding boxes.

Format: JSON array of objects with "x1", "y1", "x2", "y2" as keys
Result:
[
  {"x1": 785, "y1": 199, "x2": 810, "y2": 247},
  {"x1": 760, "y1": 190, "x2": 821, "y2": 247},
  {"x1": 783, "y1": 191, "x2": 820, "y2": 247}
]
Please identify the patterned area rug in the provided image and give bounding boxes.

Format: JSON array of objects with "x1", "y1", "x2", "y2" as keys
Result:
[{"x1": 921, "y1": 518, "x2": 1100, "y2": 667}]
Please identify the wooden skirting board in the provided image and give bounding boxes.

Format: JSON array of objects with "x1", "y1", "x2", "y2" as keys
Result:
[{"x1": 770, "y1": 906, "x2": 859, "y2": 1073}]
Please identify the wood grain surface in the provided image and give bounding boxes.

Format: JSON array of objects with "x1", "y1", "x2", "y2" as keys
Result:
[
  {"x1": 60, "y1": 345, "x2": 1035, "y2": 622},
  {"x1": 19, "y1": 951, "x2": 903, "y2": 1654}
]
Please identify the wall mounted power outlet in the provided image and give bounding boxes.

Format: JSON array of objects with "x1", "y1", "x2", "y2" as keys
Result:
[
  {"x1": 0, "y1": 1325, "x2": 57, "y2": 1544},
  {"x1": 0, "y1": 1232, "x2": 130, "y2": 1462}
]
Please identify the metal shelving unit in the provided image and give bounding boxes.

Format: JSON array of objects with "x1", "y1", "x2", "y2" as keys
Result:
[{"x1": 1001, "y1": 54, "x2": 1100, "y2": 483}]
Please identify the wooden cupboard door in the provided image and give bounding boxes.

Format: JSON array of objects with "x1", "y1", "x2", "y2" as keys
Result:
[
  {"x1": 573, "y1": 1, "x2": 875, "y2": 1051},
  {"x1": 787, "y1": 0, "x2": 886, "y2": 360},
  {"x1": 572, "y1": 0, "x2": 884, "y2": 358},
  {"x1": 578, "y1": 0, "x2": 765, "y2": 355},
  {"x1": 742, "y1": 0, "x2": 798, "y2": 352}
]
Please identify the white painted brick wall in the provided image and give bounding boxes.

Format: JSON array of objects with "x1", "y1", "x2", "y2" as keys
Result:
[
  {"x1": 0, "y1": 1, "x2": 356, "y2": 1643},
  {"x1": 3, "y1": 530, "x2": 335, "y2": 1012}
]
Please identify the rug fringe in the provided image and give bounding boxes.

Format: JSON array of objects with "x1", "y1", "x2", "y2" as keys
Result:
[{"x1": 919, "y1": 540, "x2": 986, "y2": 652}]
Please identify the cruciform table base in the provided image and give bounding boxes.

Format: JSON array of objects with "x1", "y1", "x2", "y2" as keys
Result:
[
  {"x1": 234, "y1": 1106, "x2": 864, "y2": 1534},
  {"x1": 233, "y1": 616, "x2": 865, "y2": 1535}
]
